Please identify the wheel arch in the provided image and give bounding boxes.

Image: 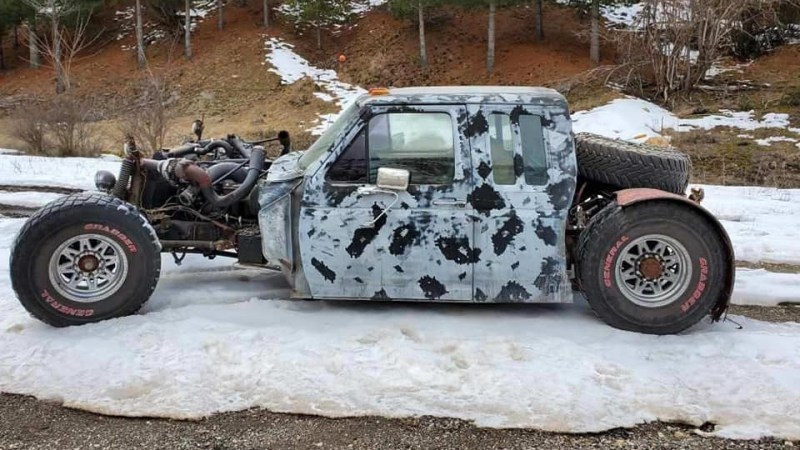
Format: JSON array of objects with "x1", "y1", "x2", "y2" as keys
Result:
[{"x1": 614, "y1": 188, "x2": 735, "y2": 321}]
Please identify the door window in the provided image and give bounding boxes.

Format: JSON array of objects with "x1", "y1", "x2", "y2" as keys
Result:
[
  {"x1": 326, "y1": 129, "x2": 367, "y2": 183},
  {"x1": 327, "y1": 112, "x2": 456, "y2": 185}
]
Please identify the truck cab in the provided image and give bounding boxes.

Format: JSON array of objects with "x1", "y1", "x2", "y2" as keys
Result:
[{"x1": 260, "y1": 86, "x2": 578, "y2": 303}]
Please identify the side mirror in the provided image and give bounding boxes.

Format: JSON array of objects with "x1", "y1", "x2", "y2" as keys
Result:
[{"x1": 376, "y1": 168, "x2": 410, "y2": 191}]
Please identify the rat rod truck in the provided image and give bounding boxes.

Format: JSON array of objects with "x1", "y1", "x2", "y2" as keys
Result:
[{"x1": 10, "y1": 87, "x2": 734, "y2": 334}]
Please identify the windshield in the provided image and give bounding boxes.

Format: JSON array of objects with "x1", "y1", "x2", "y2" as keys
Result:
[{"x1": 298, "y1": 102, "x2": 361, "y2": 171}]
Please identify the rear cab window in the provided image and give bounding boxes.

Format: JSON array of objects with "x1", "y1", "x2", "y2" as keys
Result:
[{"x1": 485, "y1": 109, "x2": 549, "y2": 186}]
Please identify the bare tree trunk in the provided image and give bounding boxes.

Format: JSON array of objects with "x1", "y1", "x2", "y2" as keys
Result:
[
  {"x1": 316, "y1": 25, "x2": 322, "y2": 50},
  {"x1": 185, "y1": 0, "x2": 193, "y2": 59},
  {"x1": 14, "y1": 25, "x2": 20, "y2": 50},
  {"x1": 28, "y1": 20, "x2": 40, "y2": 69},
  {"x1": 135, "y1": 0, "x2": 146, "y2": 68},
  {"x1": 418, "y1": 0, "x2": 427, "y2": 67},
  {"x1": 534, "y1": 0, "x2": 544, "y2": 41},
  {"x1": 590, "y1": 0, "x2": 600, "y2": 65},
  {"x1": 487, "y1": 0, "x2": 496, "y2": 72},
  {"x1": 0, "y1": 34, "x2": 5, "y2": 71},
  {"x1": 52, "y1": 13, "x2": 66, "y2": 94},
  {"x1": 263, "y1": 0, "x2": 270, "y2": 27},
  {"x1": 217, "y1": 0, "x2": 224, "y2": 30}
]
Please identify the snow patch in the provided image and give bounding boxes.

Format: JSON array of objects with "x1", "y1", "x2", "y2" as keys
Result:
[
  {"x1": 264, "y1": 38, "x2": 365, "y2": 135},
  {"x1": 572, "y1": 98, "x2": 793, "y2": 141},
  {"x1": 115, "y1": 1, "x2": 216, "y2": 51},
  {"x1": 698, "y1": 185, "x2": 800, "y2": 267},
  {"x1": 0, "y1": 191, "x2": 64, "y2": 208},
  {"x1": 732, "y1": 269, "x2": 800, "y2": 306},
  {"x1": 0, "y1": 155, "x2": 121, "y2": 191},
  {"x1": 755, "y1": 136, "x2": 799, "y2": 147}
]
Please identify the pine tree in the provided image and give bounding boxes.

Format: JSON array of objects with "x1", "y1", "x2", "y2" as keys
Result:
[
  {"x1": 387, "y1": 0, "x2": 443, "y2": 68},
  {"x1": 135, "y1": 0, "x2": 146, "y2": 68},
  {"x1": 455, "y1": 0, "x2": 528, "y2": 73},
  {"x1": 22, "y1": 0, "x2": 103, "y2": 92},
  {"x1": 560, "y1": 0, "x2": 629, "y2": 65},
  {"x1": 282, "y1": 0, "x2": 352, "y2": 50},
  {"x1": 533, "y1": 0, "x2": 543, "y2": 41},
  {"x1": 0, "y1": 0, "x2": 36, "y2": 69},
  {"x1": 184, "y1": 0, "x2": 192, "y2": 59}
]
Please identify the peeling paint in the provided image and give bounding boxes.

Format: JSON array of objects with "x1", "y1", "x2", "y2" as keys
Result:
[
  {"x1": 492, "y1": 213, "x2": 524, "y2": 256},
  {"x1": 389, "y1": 223, "x2": 420, "y2": 256},
  {"x1": 436, "y1": 236, "x2": 481, "y2": 265}
]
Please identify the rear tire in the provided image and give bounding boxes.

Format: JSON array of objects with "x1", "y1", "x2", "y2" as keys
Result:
[
  {"x1": 577, "y1": 201, "x2": 728, "y2": 334},
  {"x1": 575, "y1": 133, "x2": 691, "y2": 195},
  {"x1": 10, "y1": 193, "x2": 161, "y2": 327}
]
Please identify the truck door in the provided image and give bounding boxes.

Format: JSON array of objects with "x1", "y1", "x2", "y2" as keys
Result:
[
  {"x1": 299, "y1": 104, "x2": 477, "y2": 301},
  {"x1": 466, "y1": 104, "x2": 576, "y2": 302}
]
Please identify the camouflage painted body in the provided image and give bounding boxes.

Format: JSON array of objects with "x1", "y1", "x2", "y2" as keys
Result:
[{"x1": 258, "y1": 87, "x2": 578, "y2": 303}]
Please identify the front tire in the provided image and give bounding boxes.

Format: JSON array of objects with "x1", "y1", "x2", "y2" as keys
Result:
[
  {"x1": 10, "y1": 193, "x2": 161, "y2": 327},
  {"x1": 577, "y1": 201, "x2": 729, "y2": 334}
]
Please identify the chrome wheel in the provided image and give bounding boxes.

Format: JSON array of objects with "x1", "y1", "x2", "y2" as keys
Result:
[
  {"x1": 48, "y1": 234, "x2": 129, "y2": 303},
  {"x1": 614, "y1": 234, "x2": 692, "y2": 308}
]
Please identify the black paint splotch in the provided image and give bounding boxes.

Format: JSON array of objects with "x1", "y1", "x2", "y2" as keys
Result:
[
  {"x1": 466, "y1": 110, "x2": 489, "y2": 137},
  {"x1": 345, "y1": 203, "x2": 388, "y2": 258},
  {"x1": 311, "y1": 258, "x2": 336, "y2": 283},
  {"x1": 394, "y1": 265, "x2": 404, "y2": 273},
  {"x1": 372, "y1": 289, "x2": 391, "y2": 301},
  {"x1": 509, "y1": 105, "x2": 527, "y2": 125},
  {"x1": 458, "y1": 272, "x2": 467, "y2": 281},
  {"x1": 419, "y1": 276, "x2": 448, "y2": 299},
  {"x1": 495, "y1": 281, "x2": 532, "y2": 302},
  {"x1": 534, "y1": 257, "x2": 562, "y2": 293},
  {"x1": 436, "y1": 236, "x2": 482, "y2": 265},
  {"x1": 534, "y1": 219, "x2": 558, "y2": 246},
  {"x1": 547, "y1": 177, "x2": 573, "y2": 211},
  {"x1": 513, "y1": 154, "x2": 524, "y2": 178},
  {"x1": 477, "y1": 161, "x2": 492, "y2": 180},
  {"x1": 511, "y1": 261, "x2": 520, "y2": 270},
  {"x1": 468, "y1": 183, "x2": 506, "y2": 216},
  {"x1": 475, "y1": 288, "x2": 488, "y2": 302},
  {"x1": 389, "y1": 222, "x2": 420, "y2": 256},
  {"x1": 491, "y1": 213, "x2": 524, "y2": 255}
]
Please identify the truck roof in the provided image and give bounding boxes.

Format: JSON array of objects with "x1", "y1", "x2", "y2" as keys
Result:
[{"x1": 357, "y1": 86, "x2": 567, "y2": 107}]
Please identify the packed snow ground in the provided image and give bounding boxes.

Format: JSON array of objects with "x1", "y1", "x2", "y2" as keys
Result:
[{"x1": 0, "y1": 222, "x2": 799, "y2": 439}]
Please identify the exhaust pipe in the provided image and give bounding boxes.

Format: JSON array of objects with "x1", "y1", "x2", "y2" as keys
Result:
[{"x1": 175, "y1": 148, "x2": 266, "y2": 209}]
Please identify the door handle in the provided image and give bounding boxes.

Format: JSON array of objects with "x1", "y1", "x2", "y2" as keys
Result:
[{"x1": 433, "y1": 199, "x2": 467, "y2": 207}]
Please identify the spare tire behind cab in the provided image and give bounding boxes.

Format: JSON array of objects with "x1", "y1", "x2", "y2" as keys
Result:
[{"x1": 575, "y1": 133, "x2": 692, "y2": 195}]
